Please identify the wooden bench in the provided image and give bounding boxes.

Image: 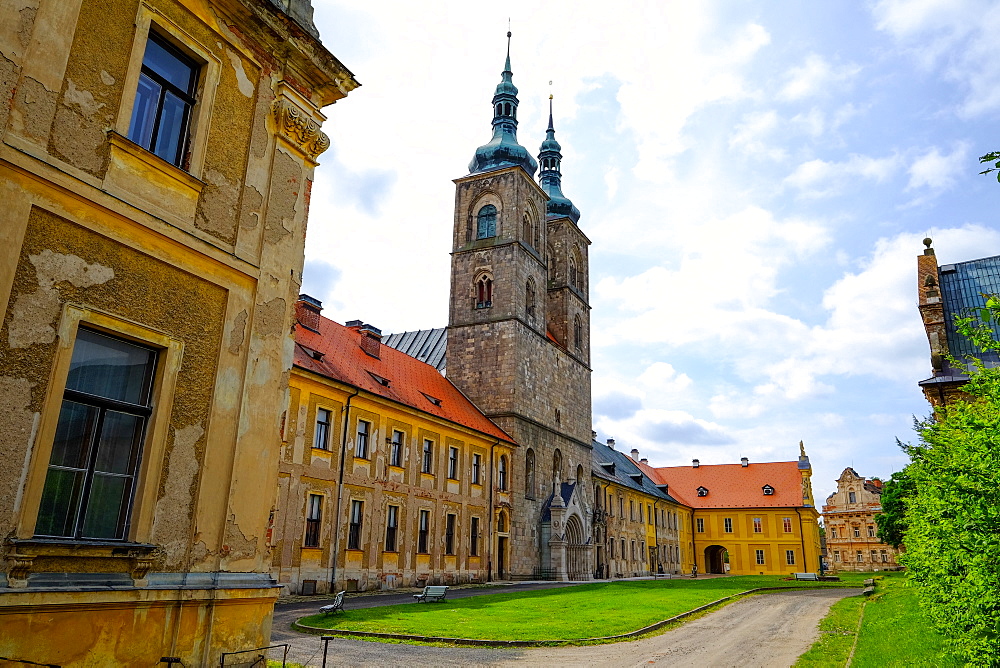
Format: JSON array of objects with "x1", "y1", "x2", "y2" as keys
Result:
[
  {"x1": 864, "y1": 578, "x2": 875, "y2": 586},
  {"x1": 413, "y1": 585, "x2": 449, "y2": 603},
  {"x1": 793, "y1": 572, "x2": 819, "y2": 581},
  {"x1": 863, "y1": 586, "x2": 876, "y2": 596},
  {"x1": 319, "y1": 590, "x2": 346, "y2": 615}
]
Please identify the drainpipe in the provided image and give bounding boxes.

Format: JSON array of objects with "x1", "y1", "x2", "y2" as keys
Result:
[
  {"x1": 795, "y1": 507, "x2": 808, "y2": 573},
  {"x1": 329, "y1": 388, "x2": 360, "y2": 591},
  {"x1": 486, "y1": 439, "x2": 499, "y2": 582}
]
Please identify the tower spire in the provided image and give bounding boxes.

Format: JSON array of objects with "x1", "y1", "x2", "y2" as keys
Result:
[
  {"x1": 467, "y1": 31, "x2": 538, "y2": 176},
  {"x1": 537, "y1": 93, "x2": 580, "y2": 223}
]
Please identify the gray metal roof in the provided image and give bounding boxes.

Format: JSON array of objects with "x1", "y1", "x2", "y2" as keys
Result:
[
  {"x1": 382, "y1": 328, "x2": 448, "y2": 373},
  {"x1": 591, "y1": 440, "x2": 678, "y2": 504}
]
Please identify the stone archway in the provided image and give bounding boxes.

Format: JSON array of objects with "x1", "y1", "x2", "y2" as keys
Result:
[
  {"x1": 565, "y1": 514, "x2": 588, "y2": 580},
  {"x1": 705, "y1": 545, "x2": 729, "y2": 574}
]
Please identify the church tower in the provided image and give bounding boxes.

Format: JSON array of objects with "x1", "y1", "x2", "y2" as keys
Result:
[{"x1": 446, "y1": 35, "x2": 594, "y2": 580}]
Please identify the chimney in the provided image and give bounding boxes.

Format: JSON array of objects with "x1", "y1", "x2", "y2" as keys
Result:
[
  {"x1": 630, "y1": 448, "x2": 640, "y2": 461},
  {"x1": 606, "y1": 438, "x2": 615, "y2": 449},
  {"x1": 741, "y1": 457, "x2": 749, "y2": 467},
  {"x1": 358, "y1": 323, "x2": 382, "y2": 359},
  {"x1": 692, "y1": 459, "x2": 700, "y2": 468},
  {"x1": 640, "y1": 458, "x2": 648, "y2": 464},
  {"x1": 295, "y1": 294, "x2": 322, "y2": 332}
]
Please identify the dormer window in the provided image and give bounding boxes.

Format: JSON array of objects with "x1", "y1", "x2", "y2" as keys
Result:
[
  {"x1": 697, "y1": 486, "x2": 708, "y2": 497},
  {"x1": 762, "y1": 484, "x2": 775, "y2": 496},
  {"x1": 421, "y1": 392, "x2": 442, "y2": 407},
  {"x1": 367, "y1": 371, "x2": 390, "y2": 387}
]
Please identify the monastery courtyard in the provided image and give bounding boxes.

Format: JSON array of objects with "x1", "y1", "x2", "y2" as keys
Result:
[{"x1": 271, "y1": 578, "x2": 859, "y2": 667}]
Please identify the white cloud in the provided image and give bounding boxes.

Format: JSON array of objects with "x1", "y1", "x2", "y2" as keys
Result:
[
  {"x1": 779, "y1": 54, "x2": 861, "y2": 102},
  {"x1": 785, "y1": 153, "x2": 901, "y2": 197},
  {"x1": 906, "y1": 143, "x2": 970, "y2": 191},
  {"x1": 729, "y1": 110, "x2": 787, "y2": 160}
]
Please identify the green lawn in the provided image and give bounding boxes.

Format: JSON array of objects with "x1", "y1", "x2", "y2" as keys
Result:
[
  {"x1": 851, "y1": 573, "x2": 959, "y2": 668},
  {"x1": 794, "y1": 572, "x2": 960, "y2": 667},
  {"x1": 297, "y1": 575, "x2": 864, "y2": 642}
]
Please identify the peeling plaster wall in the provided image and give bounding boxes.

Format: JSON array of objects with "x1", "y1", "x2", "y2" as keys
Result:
[{"x1": 0, "y1": 209, "x2": 226, "y2": 566}]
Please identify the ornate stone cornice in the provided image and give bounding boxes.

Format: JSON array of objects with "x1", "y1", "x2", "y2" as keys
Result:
[{"x1": 271, "y1": 98, "x2": 330, "y2": 162}]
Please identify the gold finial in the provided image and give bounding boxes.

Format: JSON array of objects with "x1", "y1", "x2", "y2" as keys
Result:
[{"x1": 799, "y1": 440, "x2": 806, "y2": 457}]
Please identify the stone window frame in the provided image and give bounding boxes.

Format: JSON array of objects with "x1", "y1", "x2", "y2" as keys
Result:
[
  {"x1": 312, "y1": 407, "x2": 333, "y2": 451},
  {"x1": 303, "y1": 492, "x2": 324, "y2": 548},
  {"x1": 115, "y1": 7, "x2": 225, "y2": 181},
  {"x1": 18, "y1": 304, "x2": 183, "y2": 544}
]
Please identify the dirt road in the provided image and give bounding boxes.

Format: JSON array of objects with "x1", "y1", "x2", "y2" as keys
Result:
[{"x1": 275, "y1": 586, "x2": 858, "y2": 667}]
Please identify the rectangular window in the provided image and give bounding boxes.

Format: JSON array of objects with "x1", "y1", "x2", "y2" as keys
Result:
[
  {"x1": 756, "y1": 549, "x2": 765, "y2": 566},
  {"x1": 385, "y1": 505, "x2": 398, "y2": 552},
  {"x1": 618, "y1": 497, "x2": 624, "y2": 517},
  {"x1": 390, "y1": 430, "x2": 403, "y2": 467},
  {"x1": 446, "y1": 513, "x2": 456, "y2": 555},
  {"x1": 314, "y1": 408, "x2": 331, "y2": 450},
  {"x1": 608, "y1": 492, "x2": 613, "y2": 516},
  {"x1": 848, "y1": 491, "x2": 857, "y2": 503},
  {"x1": 470, "y1": 516, "x2": 480, "y2": 556},
  {"x1": 856, "y1": 550, "x2": 863, "y2": 562},
  {"x1": 629, "y1": 500, "x2": 634, "y2": 521},
  {"x1": 621, "y1": 539, "x2": 626, "y2": 559},
  {"x1": 127, "y1": 33, "x2": 199, "y2": 167},
  {"x1": 724, "y1": 517, "x2": 733, "y2": 533},
  {"x1": 472, "y1": 453, "x2": 481, "y2": 484},
  {"x1": 696, "y1": 518, "x2": 705, "y2": 533},
  {"x1": 609, "y1": 539, "x2": 615, "y2": 559},
  {"x1": 304, "y1": 494, "x2": 322, "y2": 547},
  {"x1": 830, "y1": 527, "x2": 837, "y2": 538},
  {"x1": 881, "y1": 550, "x2": 888, "y2": 562},
  {"x1": 348, "y1": 499, "x2": 363, "y2": 550},
  {"x1": 834, "y1": 550, "x2": 841, "y2": 562},
  {"x1": 36, "y1": 328, "x2": 157, "y2": 540},
  {"x1": 647, "y1": 505, "x2": 653, "y2": 525},
  {"x1": 448, "y1": 447, "x2": 459, "y2": 480},
  {"x1": 783, "y1": 517, "x2": 793, "y2": 533},
  {"x1": 868, "y1": 526, "x2": 876, "y2": 537},
  {"x1": 356, "y1": 420, "x2": 370, "y2": 459},
  {"x1": 418, "y1": 509, "x2": 429, "y2": 553},
  {"x1": 631, "y1": 540, "x2": 636, "y2": 559},
  {"x1": 753, "y1": 517, "x2": 762, "y2": 533},
  {"x1": 422, "y1": 440, "x2": 434, "y2": 474},
  {"x1": 853, "y1": 526, "x2": 861, "y2": 538}
]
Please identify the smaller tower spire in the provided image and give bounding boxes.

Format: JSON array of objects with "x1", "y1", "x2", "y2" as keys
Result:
[
  {"x1": 505, "y1": 29, "x2": 512, "y2": 73},
  {"x1": 537, "y1": 94, "x2": 580, "y2": 223}
]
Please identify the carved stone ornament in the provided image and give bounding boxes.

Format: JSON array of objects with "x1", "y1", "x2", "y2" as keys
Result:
[
  {"x1": 7, "y1": 555, "x2": 33, "y2": 587},
  {"x1": 130, "y1": 557, "x2": 155, "y2": 581},
  {"x1": 272, "y1": 98, "x2": 330, "y2": 161}
]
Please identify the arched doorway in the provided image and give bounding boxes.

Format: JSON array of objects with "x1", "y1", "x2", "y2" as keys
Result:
[
  {"x1": 565, "y1": 514, "x2": 587, "y2": 580},
  {"x1": 496, "y1": 510, "x2": 509, "y2": 580},
  {"x1": 705, "y1": 545, "x2": 729, "y2": 574}
]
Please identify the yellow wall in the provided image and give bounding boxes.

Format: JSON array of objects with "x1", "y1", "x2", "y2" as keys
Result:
[
  {"x1": 595, "y1": 480, "x2": 688, "y2": 577},
  {"x1": 691, "y1": 508, "x2": 822, "y2": 575},
  {"x1": 273, "y1": 367, "x2": 515, "y2": 592}
]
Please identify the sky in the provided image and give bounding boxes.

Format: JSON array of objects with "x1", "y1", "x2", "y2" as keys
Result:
[{"x1": 301, "y1": 0, "x2": 1000, "y2": 503}]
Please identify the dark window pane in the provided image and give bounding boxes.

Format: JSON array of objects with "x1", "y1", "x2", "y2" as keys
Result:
[
  {"x1": 127, "y1": 74, "x2": 160, "y2": 149},
  {"x1": 35, "y1": 468, "x2": 85, "y2": 537},
  {"x1": 94, "y1": 411, "x2": 143, "y2": 475},
  {"x1": 48, "y1": 400, "x2": 98, "y2": 469},
  {"x1": 81, "y1": 474, "x2": 129, "y2": 539},
  {"x1": 142, "y1": 37, "x2": 196, "y2": 92},
  {"x1": 66, "y1": 329, "x2": 156, "y2": 405},
  {"x1": 153, "y1": 91, "x2": 188, "y2": 165}
]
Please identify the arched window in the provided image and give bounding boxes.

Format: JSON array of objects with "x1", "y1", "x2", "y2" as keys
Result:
[
  {"x1": 497, "y1": 510, "x2": 507, "y2": 533},
  {"x1": 522, "y1": 214, "x2": 532, "y2": 246},
  {"x1": 525, "y1": 449, "x2": 535, "y2": 498},
  {"x1": 476, "y1": 275, "x2": 493, "y2": 309},
  {"x1": 477, "y1": 205, "x2": 497, "y2": 239},
  {"x1": 576, "y1": 464, "x2": 584, "y2": 484},
  {"x1": 553, "y1": 449, "x2": 563, "y2": 484},
  {"x1": 525, "y1": 279, "x2": 535, "y2": 319},
  {"x1": 569, "y1": 259, "x2": 577, "y2": 289},
  {"x1": 574, "y1": 315, "x2": 583, "y2": 351},
  {"x1": 498, "y1": 455, "x2": 508, "y2": 490},
  {"x1": 572, "y1": 248, "x2": 584, "y2": 292}
]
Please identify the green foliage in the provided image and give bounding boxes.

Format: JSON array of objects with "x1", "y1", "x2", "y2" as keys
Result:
[
  {"x1": 900, "y1": 300, "x2": 1000, "y2": 665},
  {"x1": 980, "y1": 151, "x2": 1000, "y2": 182},
  {"x1": 875, "y1": 469, "x2": 912, "y2": 549}
]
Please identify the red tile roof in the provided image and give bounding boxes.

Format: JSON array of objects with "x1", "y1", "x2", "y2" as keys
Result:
[
  {"x1": 634, "y1": 460, "x2": 805, "y2": 508},
  {"x1": 294, "y1": 317, "x2": 515, "y2": 445}
]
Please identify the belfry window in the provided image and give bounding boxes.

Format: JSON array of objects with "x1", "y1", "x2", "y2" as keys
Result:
[
  {"x1": 569, "y1": 260, "x2": 577, "y2": 289},
  {"x1": 573, "y1": 315, "x2": 583, "y2": 351},
  {"x1": 525, "y1": 280, "x2": 536, "y2": 319},
  {"x1": 476, "y1": 275, "x2": 493, "y2": 309},
  {"x1": 477, "y1": 205, "x2": 497, "y2": 239}
]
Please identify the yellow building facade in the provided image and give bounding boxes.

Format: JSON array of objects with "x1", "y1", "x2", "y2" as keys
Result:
[
  {"x1": 271, "y1": 301, "x2": 517, "y2": 593},
  {"x1": 637, "y1": 447, "x2": 822, "y2": 576},
  {"x1": 0, "y1": 0, "x2": 356, "y2": 664}
]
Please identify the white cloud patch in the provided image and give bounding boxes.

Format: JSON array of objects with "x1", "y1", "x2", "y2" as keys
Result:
[
  {"x1": 779, "y1": 53, "x2": 861, "y2": 101},
  {"x1": 785, "y1": 153, "x2": 901, "y2": 197},
  {"x1": 729, "y1": 110, "x2": 786, "y2": 160},
  {"x1": 906, "y1": 143, "x2": 970, "y2": 192}
]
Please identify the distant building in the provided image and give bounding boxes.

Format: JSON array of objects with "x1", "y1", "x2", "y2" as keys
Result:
[
  {"x1": 822, "y1": 468, "x2": 901, "y2": 572},
  {"x1": 591, "y1": 439, "x2": 690, "y2": 579},
  {"x1": 917, "y1": 238, "x2": 1000, "y2": 406},
  {"x1": 0, "y1": 0, "x2": 357, "y2": 663},
  {"x1": 636, "y1": 444, "x2": 822, "y2": 576},
  {"x1": 271, "y1": 301, "x2": 516, "y2": 593}
]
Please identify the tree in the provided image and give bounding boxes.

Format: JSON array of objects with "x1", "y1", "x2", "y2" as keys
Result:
[
  {"x1": 874, "y1": 468, "x2": 911, "y2": 549},
  {"x1": 979, "y1": 151, "x2": 1000, "y2": 182},
  {"x1": 900, "y1": 300, "x2": 1000, "y2": 665}
]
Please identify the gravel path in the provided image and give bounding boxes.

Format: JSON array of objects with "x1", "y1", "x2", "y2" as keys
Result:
[{"x1": 271, "y1": 586, "x2": 858, "y2": 667}]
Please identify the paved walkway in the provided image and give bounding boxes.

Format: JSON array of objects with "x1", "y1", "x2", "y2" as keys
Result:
[{"x1": 270, "y1": 581, "x2": 857, "y2": 667}]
